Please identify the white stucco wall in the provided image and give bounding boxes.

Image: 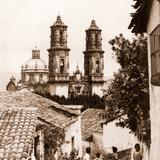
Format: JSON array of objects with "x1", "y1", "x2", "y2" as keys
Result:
[
  {"x1": 49, "y1": 83, "x2": 69, "y2": 97},
  {"x1": 103, "y1": 119, "x2": 137, "y2": 153},
  {"x1": 92, "y1": 83, "x2": 103, "y2": 97},
  {"x1": 147, "y1": 1, "x2": 160, "y2": 160},
  {"x1": 82, "y1": 140, "x2": 90, "y2": 155},
  {"x1": 91, "y1": 132, "x2": 103, "y2": 155},
  {"x1": 49, "y1": 84, "x2": 56, "y2": 95},
  {"x1": 61, "y1": 117, "x2": 82, "y2": 157},
  {"x1": 56, "y1": 83, "x2": 69, "y2": 97},
  {"x1": 82, "y1": 132, "x2": 103, "y2": 157}
]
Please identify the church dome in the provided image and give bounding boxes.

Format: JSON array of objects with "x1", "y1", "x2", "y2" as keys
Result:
[
  {"x1": 21, "y1": 47, "x2": 48, "y2": 71},
  {"x1": 22, "y1": 59, "x2": 47, "y2": 70}
]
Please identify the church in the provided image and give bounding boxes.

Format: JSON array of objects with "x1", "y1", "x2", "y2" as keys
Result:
[{"x1": 7, "y1": 15, "x2": 105, "y2": 97}]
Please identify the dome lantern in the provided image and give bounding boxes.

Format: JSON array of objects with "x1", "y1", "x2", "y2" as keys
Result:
[
  {"x1": 32, "y1": 47, "x2": 40, "y2": 59},
  {"x1": 21, "y1": 47, "x2": 48, "y2": 71}
]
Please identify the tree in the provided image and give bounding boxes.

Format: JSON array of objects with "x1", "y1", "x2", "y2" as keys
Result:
[
  {"x1": 35, "y1": 91, "x2": 105, "y2": 110},
  {"x1": 104, "y1": 34, "x2": 150, "y2": 144}
]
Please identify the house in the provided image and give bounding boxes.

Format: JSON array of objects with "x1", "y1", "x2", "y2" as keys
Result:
[
  {"x1": 81, "y1": 108, "x2": 137, "y2": 159},
  {"x1": 0, "y1": 91, "x2": 82, "y2": 159},
  {"x1": 129, "y1": 0, "x2": 160, "y2": 159},
  {"x1": 81, "y1": 108, "x2": 106, "y2": 156}
]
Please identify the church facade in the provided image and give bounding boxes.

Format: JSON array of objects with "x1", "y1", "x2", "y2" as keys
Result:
[
  {"x1": 48, "y1": 16, "x2": 105, "y2": 97},
  {"x1": 7, "y1": 16, "x2": 105, "y2": 97}
]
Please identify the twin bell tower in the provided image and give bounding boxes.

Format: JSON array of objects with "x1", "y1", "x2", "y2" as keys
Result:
[{"x1": 48, "y1": 16, "x2": 104, "y2": 97}]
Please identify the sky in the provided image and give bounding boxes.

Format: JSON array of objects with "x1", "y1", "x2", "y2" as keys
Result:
[{"x1": 0, "y1": 0, "x2": 134, "y2": 91}]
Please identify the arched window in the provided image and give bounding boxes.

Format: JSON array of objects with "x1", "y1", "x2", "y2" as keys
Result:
[
  {"x1": 60, "y1": 59, "x2": 64, "y2": 73},
  {"x1": 96, "y1": 61, "x2": 100, "y2": 73},
  {"x1": 29, "y1": 74, "x2": 34, "y2": 83},
  {"x1": 39, "y1": 74, "x2": 43, "y2": 82}
]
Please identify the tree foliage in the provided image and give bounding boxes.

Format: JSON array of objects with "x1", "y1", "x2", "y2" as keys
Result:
[
  {"x1": 36, "y1": 122, "x2": 65, "y2": 160},
  {"x1": 35, "y1": 92, "x2": 105, "y2": 111},
  {"x1": 104, "y1": 34, "x2": 150, "y2": 142}
]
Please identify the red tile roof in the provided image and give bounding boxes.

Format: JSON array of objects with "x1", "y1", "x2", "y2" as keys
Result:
[
  {"x1": 81, "y1": 108, "x2": 106, "y2": 140},
  {"x1": 0, "y1": 107, "x2": 37, "y2": 159},
  {"x1": 0, "y1": 91, "x2": 78, "y2": 128},
  {"x1": 128, "y1": 0, "x2": 153, "y2": 33}
]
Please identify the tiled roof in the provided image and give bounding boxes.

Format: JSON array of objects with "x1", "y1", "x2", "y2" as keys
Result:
[
  {"x1": 81, "y1": 108, "x2": 106, "y2": 140},
  {"x1": 62, "y1": 105, "x2": 83, "y2": 110},
  {"x1": 62, "y1": 105, "x2": 83, "y2": 114},
  {"x1": 128, "y1": 0, "x2": 153, "y2": 33},
  {"x1": 0, "y1": 91, "x2": 78, "y2": 128},
  {"x1": 0, "y1": 107, "x2": 37, "y2": 159}
]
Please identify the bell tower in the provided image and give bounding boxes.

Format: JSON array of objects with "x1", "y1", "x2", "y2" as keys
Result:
[
  {"x1": 48, "y1": 15, "x2": 70, "y2": 97},
  {"x1": 83, "y1": 20, "x2": 104, "y2": 96}
]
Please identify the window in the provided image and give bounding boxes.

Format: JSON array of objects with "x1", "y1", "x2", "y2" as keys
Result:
[
  {"x1": 95, "y1": 33, "x2": 101, "y2": 48},
  {"x1": 29, "y1": 74, "x2": 34, "y2": 82},
  {"x1": 150, "y1": 25, "x2": 160, "y2": 85},
  {"x1": 60, "y1": 31, "x2": 63, "y2": 45},
  {"x1": 60, "y1": 59, "x2": 64, "y2": 73},
  {"x1": 34, "y1": 136, "x2": 40, "y2": 159},
  {"x1": 71, "y1": 136, "x2": 75, "y2": 151},
  {"x1": 76, "y1": 87, "x2": 81, "y2": 94},
  {"x1": 96, "y1": 60, "x2": 100, "y2": 73},
  {"x1": 39, "y1": 74, "x2": 43, "y2": 82}
]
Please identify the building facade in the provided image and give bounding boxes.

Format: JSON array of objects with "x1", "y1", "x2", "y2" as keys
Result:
[
  {"x1": 129, "y1": 0, "x2": 160, "y2": 159},
  {"x1": 48, "y1": 15, "x2": 70, "y2": 97},
  {"x1": 145, "y1": 1, "x2": 160, "y2": 160},
  {"x1": 83, "y1": 19, "x2": 104, "y2": 97},
  {"x1": 48, "y1": 16, "x2": 105, "y2": 97},
  {"x1": 7, "y1": 47, "x2": 49, "y2": 92},
  {"x1": 69, "y1": 65, "x2": 89, "y2": 97}
]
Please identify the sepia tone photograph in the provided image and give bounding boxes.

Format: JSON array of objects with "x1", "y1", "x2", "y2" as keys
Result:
[{"x1": 0, "y1": 0, "x2": 159, "y2": 159}]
